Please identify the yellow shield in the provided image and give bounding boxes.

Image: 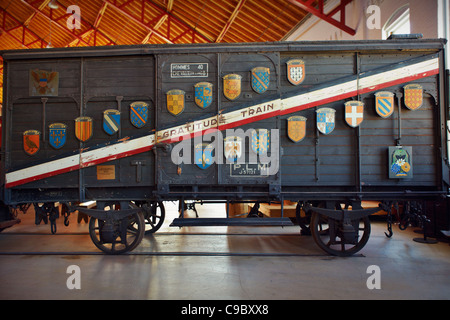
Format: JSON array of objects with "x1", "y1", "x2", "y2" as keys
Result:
[
  {"x1": 223, "y1": 74, "x2": 242, "y2": 101},
  {"x1": 404, "y1": 84, "x2": 423, "y2": 110},
  {"x1": 167, "y1": 89, "x2": 185, "y2": 116},
  {"x1": 287, "y1": 116, "x2": 306, "y2": 143}
]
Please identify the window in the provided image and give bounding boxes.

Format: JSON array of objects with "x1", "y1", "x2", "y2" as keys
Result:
[{"x1": 382, "y1": 5, "x2": 410, "y2": 40}]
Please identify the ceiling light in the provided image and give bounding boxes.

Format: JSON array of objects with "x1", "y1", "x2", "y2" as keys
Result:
[{"x1": 48, "y1": 0, "x2": 59, "y2": 10}]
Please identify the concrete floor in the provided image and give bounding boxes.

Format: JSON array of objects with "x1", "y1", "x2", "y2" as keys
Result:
[{"x1": 0, "y1": 202, "x2": 449, "y2": 300}]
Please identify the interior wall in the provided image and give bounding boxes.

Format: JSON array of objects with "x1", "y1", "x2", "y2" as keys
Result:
[{"x1": 286, "y1": 0, "x2": 440, "y2": 41}]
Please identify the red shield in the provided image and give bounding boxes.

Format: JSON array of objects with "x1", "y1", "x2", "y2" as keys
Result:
[{"x1": 23, "y1": 130, "x2": 40, "y2": 156}]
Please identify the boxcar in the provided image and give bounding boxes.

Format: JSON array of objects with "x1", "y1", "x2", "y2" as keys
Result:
[{"x1": 1, "y1": 38, "x2": 449, "y2": 256}]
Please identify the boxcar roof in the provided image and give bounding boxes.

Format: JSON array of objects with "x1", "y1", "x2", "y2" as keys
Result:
[{"x1": 1, "y1": 39, "x2": 446, "y2": 60}]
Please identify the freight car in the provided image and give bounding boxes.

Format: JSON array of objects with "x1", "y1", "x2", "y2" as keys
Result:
[{"x1": 0, "y1": 38, "x2": 449, "y2": 256}]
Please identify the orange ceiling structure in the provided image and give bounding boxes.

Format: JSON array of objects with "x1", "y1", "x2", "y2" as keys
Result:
[{"x1": 0, "y1": 0, "x2": 356, "y2": 105}]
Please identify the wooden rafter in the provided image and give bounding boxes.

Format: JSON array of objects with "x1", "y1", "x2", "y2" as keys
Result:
[
  {"x1": 215, "y1": 0, "x2": 247, "y2": 43},
  {"x1": 103, "y1": 0, "x2": 213, "y2": 44}
]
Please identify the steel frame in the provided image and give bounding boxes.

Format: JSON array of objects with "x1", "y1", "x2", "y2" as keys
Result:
[{"x1": 291, "y1": 0, "x2": 356, "y2": 36}]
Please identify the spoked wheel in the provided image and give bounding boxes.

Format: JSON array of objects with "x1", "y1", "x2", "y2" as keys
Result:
[
  {"x1": 310, "y1": 211, "x2": 371, "y2": 257},
  {"x1": 89, "y1": 209, "x2": 145, "y2": 255},
  {"x1": 130, "y1": 201, "x2": 165, "y2": 234}
]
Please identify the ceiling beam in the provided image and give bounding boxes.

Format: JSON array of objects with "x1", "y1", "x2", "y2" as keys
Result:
[
  {"x1": 103, "y1": 0, "x2": 212, "y2": 44},
  {"x1": 215, "y1": 0, "x2": 247, "y2": 43},
  {"x1": 0, "y1": 7, "x2": 48, "y2": 48},
  {"x1": 20, "y1": 0, "x2": 116, "y2": 47},
  {"x1": 290, "y1": 0, "x2": 356, "y2": 36}
]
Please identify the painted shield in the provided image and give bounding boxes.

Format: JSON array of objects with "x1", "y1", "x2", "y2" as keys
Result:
[
  {"x1": 287, "y1": 59, "x2": 305, "y2": 86},
  {"x1": 287, "y1": 116, "x2": 307, "y2": 143},
  {"x1": 316, "y1": 108, "x2": 335, "y2": 135},
  {"x1": 194, "y1": 143, "x2": 214, "y2": 169},
  {"x1": 75, "y1": 117, "x2": 93, "y2": 142},
  {"x1": 375, "y1": 91, "x2": 395, "y2": 118},
  {"x1": 49, "y1": 123, "x2": 67, "y2": 149},
  {"x1": 345, "y1": 101, "x2": 364, "y2": 128},
  {"x1": 389, "y1": 146, "x2": 413, "y2": 179},
  {"x1": 29, "y1": 69, "x2": 59, "y2": 96},
  {"x1": 194, "y1": 82, "x2": 213, "y2": 109},
  {"x1": 404, "y1": 84, "x2": 423, "y2": 110},
  {"x1": 103, "y1": 109, "x2": 121, "y2": 135},
  {"x1": 130, "y1": 101, "x2": 149, "y2": 128},
  {"x1": 224, "y1": 136, "x2": 242, "y2": 162},
  {"x1": 251, "y1": 129, "x2": 269, "y2": 155},
  {"x1": 251, "y1": 67, "x2": 270, "y2": 94},
  {"x1": 223, "y1": 74, "x2": 242, "y2": 101},
  {"x1": 167, "y1": 89, "x2": 185, "y2": 116},
  {"x1": 23, "y1": 130, "x2": 40, "y2": 156}
]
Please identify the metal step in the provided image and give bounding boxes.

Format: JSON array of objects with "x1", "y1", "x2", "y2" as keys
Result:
[{"x1": 170, "y1": 217, "x2": 294, "y2": 227}]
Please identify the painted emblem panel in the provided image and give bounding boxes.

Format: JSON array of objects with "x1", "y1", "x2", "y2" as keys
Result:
[
  {"x1": 49, "y1": 123, "x2": 67, "y2": 149},
  {"x1": 223, "y1": 74, "x2": 242, "y2": 101},
  {"x1": 194, "y1": 143, "x2": 214, "y2": 169},
  {"x1": 130, "y1": 101, "x2": 149, "y2": 128},
  {"x1": 389, "y1": 146, "x2": 413, "y2": 179},
  {"x1": 287, "y1": 59, "x2": 305, "y2": 85},
  {"x1": 167, "y1": 89, "x2": 185, "y2": 116},
  {"x1": 287, "y1": 116, "x2": 307, "y2": 143},
  {"x1": 251, "y1": 129, "x2": 269, "y2": 155},
  {"x1": 316, "y1": 108, "x2": 335, "y2": 135},
  {"x1": 103, "y1": 109, "x2": 121, "y2": 135},
  {"x1": 23, "y1": 130, "x2": 40, "y2": 156},
  {"x1": 75, "y1": 117, "x2": 93, "y2": 142},
  {"x1": 404, "y1": 84, "x2": 423, "y2": 110},
  {"x1": 344, "y1": 101, "x2": 364, "y2": 128},
  {"x1": 251, "y1": 67, "x2": 270, "y2": 94},
  {"x1": 224, "y1": 136, "x2": 242, "y2": 162},
  {"x1": 194, "y1": 82, "x2": 213, "y2": 109},
  {"x1": 375, "y1": 91, "x2": 394, "y2": 118},
  {"x1": 29, "y1": 69, "x2": 59, "y2": 96}
]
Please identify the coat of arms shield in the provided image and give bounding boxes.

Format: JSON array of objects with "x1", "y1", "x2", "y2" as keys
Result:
[
  {"x1": 29, "y1": 69, "x2": 59, "y2": 96},
  {"x1": 224, "y1": 136, "x2": 242, "y2": 162},
  {"x1": 251, "y1": 129, "x2": 269, "y2": 155},
  {"x1": 49, "y1": 123, "x2": 67, "y2": 149},
  {"x1": 287, "y1": 59, "x2": 305, "y2": 86},
  {"x1": 23, "y1": 130, "x2": 40, "y2": 156},
  {"x1": 130, "y1": 101, "x2": 148, "y2": 128},
  {"x1": 103, "y1": 109, "x2": 121, "y2": 135},
  {"x1": 344, "y1": 101, "x2": 364, "y2": 128},
  {"x1": 75, "y1": 117, "x2": 93, "y2": 142},
  {"x1": 316, "y1": 108, "x2": 335, "y2": 135},
  {"x1": 375, "y1": 91, "x2": 394, "y2": 118},
  {"x1": 251, "y1": 67, "x2": 270, "y2": 94},
  {"x1": 223, "y1": 74, "x2": 242, "y2": 101},
  {"x1": 194, "y1": 82, "x2": 213, "y2": 109},
  {"x1": 194, "y1": 143, "x2": 214, "y2": 169},
  {"x1": 404, "y1": 84, "x2": 423, "y2": 110},
  {"x1": 167, "y1": 89, "x2": 185, "y2": 116},
  {"x1": 287, "y1": 116, "x2": 307, "y2": 143}
]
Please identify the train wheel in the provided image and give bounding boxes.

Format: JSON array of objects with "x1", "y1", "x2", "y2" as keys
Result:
[
  {"x1": 310, "y1": 211, "x2": 371, "y2": 257},
  {"x1": 144, "y1": 201, "x2": 165, "y2": 234},
  {"x1": 88, "y1": 210, "x2": 145, "y2": 255}
]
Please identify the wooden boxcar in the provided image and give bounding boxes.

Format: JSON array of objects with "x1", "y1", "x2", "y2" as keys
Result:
[{"x1": 1, "y1": 38, "x2": 449, "y2": 255}]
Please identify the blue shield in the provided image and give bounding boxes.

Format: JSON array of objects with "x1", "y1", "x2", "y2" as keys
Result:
[
  {"x1": 194, "y1": 82, "x2": 213, "y2": 109},
  {"x1": 251, "y1": 67, "x2": 270, "y2": 94},
  {"x1": 103, "y1": 109, "x2": 120, "y2": 135},
  {"x1": 49, "y1": 123, "x2": 66, "y2": 149},
  {"x1": 251, "y1": 129, "x2": 269, "y2": 155},
  {"x1": 316, "y1": 108, "x2": 335, "y2": 135},
  {"x1": 194, "y1": 143, "x2": 213, "y2": 169},
  {"x1": 130, "y1": 101, "x2": 149, "y2": 128}
]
